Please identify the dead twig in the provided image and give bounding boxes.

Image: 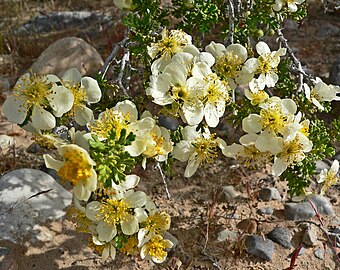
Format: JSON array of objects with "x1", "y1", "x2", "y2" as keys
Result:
[{"x1": 156, "y1": 162, "x2": 171, "y2": 199}]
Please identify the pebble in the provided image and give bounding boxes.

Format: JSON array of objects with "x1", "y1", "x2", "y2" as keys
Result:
[
  {"x1": 245, "y1": 235, "x2": 274, "y2": 261},
  {"x1": 216, "y1": 229, "x2": 238, "y2": 242},
  {"x1": 315, "y1": 160, "x2": 330, "y2": 172},
  {"x1": 257, "y1": 207, "x2": 274, "y2": 216},
  {"x1": 284, "y1": 195, "x2": 334, "y2": 220},
  {"x1": 302, "y1": 228, "x2": 318, "y2": 246},
  {"x1": 219, "y1": 185, "x2": 239, "y2": 202},
  {"x1": 258, "y1": 187, "x2": 281, "y2": 201},
  {"x1": 0, "y1": 169, "x2": 72, "y2": 243},
  {"x1": 0, "y1": 76, "x2": 10, "y2": 92},
  {"x1": 158, "y1": 116, "x2": 180, "y2": 131},
  {"x1": 0, "y1": 135, "x2": 14, "y2": 149},
  {"x1": 267, "y1": 227, "x2": 292, "y2": 249},
  {"x1": 26, "y1": 143, "x2": 41, "y2": 153}
]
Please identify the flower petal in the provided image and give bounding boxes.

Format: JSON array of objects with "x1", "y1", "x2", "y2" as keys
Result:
[
  {"x1": 97, "y1": 221, "x2": 117, "y2": 242},
  {"x1": 47, "y1": 85, "x2": 74, "y2": 117},
  {"x1": 31, "y1": 106, "x2": 56, "y2": 130},
  {"x1": 121, "y1": 215, "x2": 139, "y2": 235},
  {"x1": 2, "y1": 95, "x2": 27, "y2": 124},
  {"x1": 81, "y1": 77, "x2": 102, "y2": 103}
]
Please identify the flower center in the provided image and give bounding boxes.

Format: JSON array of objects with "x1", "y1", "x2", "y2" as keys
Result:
[
  {"x1": 240, "y1": 145, "x2": 270, "y2": 167},
  {"x1": 278, "y1": 137, "x2": 304, "y2": 164},
  {"x1": 203, "y1": 77, "x2": 229, "y2": 106},
  {"x1": 260, "y1": 105, "x2": 287, "y2": 134},
  {"x1": 155, "y1": 30, "x2": 190, "y2": 60},
  {"x1": 15, "y1": 75, "x2": 52, "y2": 109},
  {"x1": 215, "y1": 52, "x2": 243, "y2": 79},
  {"x1": 90, "y1": 108, "x2": 130, "y2": 139},
  {"x1": 169, "y1": 85, "x2": 188, "y2": 102},
  {"x1": 120, "y1": 236, "x2": 138, "y2": 256},
  {"x1": 152, "y1": 133, "x2": 165, "y2": 155},
  {"x1": 192, "y1": 135, "x2": 218, "y2": 163},
  {"x1": 250, "y1": 90, "x2": 269, "y2": 106},
  {"x1": 58, "y1": 149, "x2": 93, "y2": 185},
  {"x1": 100, "y1": 198, "x2": 130, "y2": 226},
  {"x1": 144, "y1": 237, "x2": 167, "y2": 260},
  {"x1": 257, "y1": 55, "x2": 273, "y2": 74}
]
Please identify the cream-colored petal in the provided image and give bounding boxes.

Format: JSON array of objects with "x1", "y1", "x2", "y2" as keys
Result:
[
  {"x1": 204, "y1": 103, "x2": 219, "y2": 127},
  {"x1": 62, "y1": 68, "x2": 82, "y2": 85},
  {"x1": 173, "y1": 141, "x2": 195, "y2": 162},
  {"x1": 31, "y1": 106, "x2": 56, "y2": 130},
  {"x1": 43, "y1": 154, "x2": 64, "y2": 171},
  {"x1": 114, "y1": 100, "x2": 138, "y2": 122},
  {"x1": 81, "y1": 77, "x2": 102, "y2": 103},
  {"x1": 256, "y1": 41, "x2": 271, "y2": 56},
  {"x1": 74, "y1": 105, "x2": 94, "y2": 126},
  {"x1": 272, "y1": 157, "x2": 287, "y2": 176},
  {"x1": 184, "y1": 155, "x2": 200, "y2": 177},
  {"x1": 124, "y1": 191, "x2": 147, "y2": 208},
  {"x1": 242, "y1": 114, "x2": 262, "y2": 133},
  {"x1": 121, "y1": 215, "x2": 139, "y2": 235},
  {"x1": 47, "y1": 85, "x2": 74, "y2": 117},
  {"x1": 2, "y1": 95, "x2": 27, "y2": 124},
  {"x1": 85, "y1": 201, "x2": 101, "y2": 221},
  {"x1": 74, "y1": 182, "x2": 91, "y2": 201},
  {"x1": 97, "y1": 221, "x2": 117, "y2": 242}
]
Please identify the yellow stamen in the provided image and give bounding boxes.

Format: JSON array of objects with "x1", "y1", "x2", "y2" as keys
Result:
[
  {"x1": 260, "y1": 104, "x2": 287, "y2": 134},
  {"x1": 120, "y1": 236, "x2": 138, "y2": 256},
  {"x1": 100, "y1": 198, "x2": 130, "y2": 226},
  {"x1": 192, "y1": 134, "x2": 218, "y2": 163},
  {"x1": 215, "y1": 52, "x2": 243, "y2": 79}
]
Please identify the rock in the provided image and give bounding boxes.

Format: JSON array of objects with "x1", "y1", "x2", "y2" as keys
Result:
[
  {"x1": 158, "y1": 116, "x2": 180, "y2": 131},
  {"x1": 302, "y1": 228, "x2": 318, "y2": 246},
  {"x1": 16, "y1": 11, "x2": 112, "y2": 34},
  {"x1": 29, "y1": 37, "x2": 103, "y2": 77},
  {"x1": 0, "y1": 247, "x2": 9, "y2": 257},
  {"x1": 316, "y1": 22, "x2": 340, "y2": 38},
  {"x1": 0, "y1": 76, "x2": 10, "y2": 92},
  {"x1": 267, "y1": 227, "x2": 292, "y2": 249},
  {"x1": 329, "y1": 59, "x2": 340, "y2": 85},
  {"x1": 257, "y1": 207, "x2": 274, "y2": 216},
  {"x1": 219, "y1": 185, "x2": 239, "y2": 201},
  {"x1": 245, "y1": 235, "x2": 274, "y2": 261},
  {"x1": 26, "y1": 143, "x2": 41, "y2": 153},
  {"x1": 259, "y1": 187, "x2": 281, "y2": 201},
  {"x1": 0, "y1": 135, "x2": 14, "y2": 149},
  {"x1": 216, "y1": 229, "x2": 238, "y2": 242},
  {"x1": 164, "y1": 232, "x2": 178, "y2": 252},
  {"x1": 236, "y1": 219, "x2": 257, "y2": 234},
  {"x1": 0, "y1": 257, "x2": 18, "y2": 270},
  {"x1": 314, "y1": 248, "x2": 324, "y2": 260},
  {"x1": 284, "y1": 195, "x2": 334, "y2": 220},
  {"x1": 0, "y1": 169, "x2": 72, "y2": 243},
  {"x1": 315, "y1": 160, "x2": 330, "y2": 172}
]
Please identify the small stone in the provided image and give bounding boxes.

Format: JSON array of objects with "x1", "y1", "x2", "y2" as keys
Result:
[
  {"x1": 314, "y1": 248, "x2": 324, "y2": 260},
  {"x1": 315, "y1": 160, "x2": 330, "y2": 172},
  {"x1": 257, "y1": 207, "x2": 274, "y2": 216},
  {"x1": 0, "y1": 247, "x2": 9, "y2": 257},
  {"x1": 158, "y1": 116, "x2": 180, "y2": 131},
  {"x1": 259, "y1": 187, "x2": 281, "y2": 201},
  {"x1": 236, "y1": 219, "x2": 257, "y2": 234},
  {"x1": 0, "y1": 135, "x2": 14, "y2": 149},
  {"x1": 245, "y1": 235, "x2": 274, "y2": 261},
  {"x1": 216, "y1": 229, "x2": 238, "y2": 242},
  {"x1": 26, "y1": 143, "x2": 41, "y2": 153},
  {"x1": 164, "y1": 232, "x2": 178, "y2": 252},
  {"x1": 302, "y1": 228, "x2": 318, "y2": 246},
  {"x1": 284, "y1": 195, "x2": 334, "y2": 220},
  {"x1": 219, "y1": 185, "x2": 239, "y2": 201},
  {"x1": 0, "y1": 257, "x2": 19, "y2": 270},
  {"x1": 0, "y1": 76, "x2": 10, "y2": 92},
  {"x1": 267, "y1": 227, "x2": 292, "y2": 249},
  {"x1": 29, "y1": 37, "x2": 103, "y2": 77}
]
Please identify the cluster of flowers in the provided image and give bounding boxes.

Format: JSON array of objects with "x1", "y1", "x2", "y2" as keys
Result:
[{"x1": 3, "y1": 24, "x2": 340, "y2": 263}]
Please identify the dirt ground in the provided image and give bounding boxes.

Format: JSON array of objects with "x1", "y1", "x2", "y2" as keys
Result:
[{"x1": 0, "y1": 1, "x2": 339, "y2": 269}]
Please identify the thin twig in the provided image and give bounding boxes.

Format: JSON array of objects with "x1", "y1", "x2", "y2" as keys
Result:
[
  {"x1": 156, "y1": 162, "x2": 171, "y2": 199},
  {"x1": 276, "y1": 29, "x2": 316, "y2": 92},
  {"x1": 99, "y1": 37, "x2": 129, "y2": 79},
  {"x1": 226, "y1": 0, "x2": 235, "y2": 45},
  {"x1": 117, "y1": 50, "x2": 131, "y2": 97},
  {"x1": 201, "y1": 250, "x2": 223, "y2": 270},
  {"x1": 0, "y1": 189, "x2": 53, "y2": 216}
]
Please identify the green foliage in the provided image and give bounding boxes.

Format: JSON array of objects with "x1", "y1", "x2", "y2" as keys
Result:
[{"x1": 89, "y1": 129, "x2": 137, "y2": 187}]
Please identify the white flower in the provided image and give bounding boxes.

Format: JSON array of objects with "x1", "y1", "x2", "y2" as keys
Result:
[
  {"x1": 140, "y1": 234, "x2": 173, "y2": 264},
  {"x1": 317, "y1": 160, "x2": 339, "y2": 195},
  {"x1": 85, "y1": 190, "x2": 148, "y2": 242},
  {"x1": 304, "y1": 79, "x2": 340, "y2": 111},
  {"x1": 173, "y1": 125, "x2": 224, "y2": 177},
  {"x1": 206, "y1": 41, "x2": 252, "y2": 89},
  {"x1": 2, "y1": 73, "x2": 74, "y2": 131},
  {"x1": 273, "y1": 0, "x2": 305, "y2": 12},
  {"x1": 272, "y1": 132, "x2": 313, "y2": 176},
  {"x1": 43, "y1": 144, "x2": 97, "y2": 201},
  {"x1": 244, "y1": 78, "x2": 269, "y2": 106},
  {"x1": 187, "y1": 62, "x2": 229, "y2": 127},
  {"x1": 244, "y1": 41, "x2": 286, "y2": 89},
  {"x1": 61, "y1": 68, "x2": 102, "y2": 126}
]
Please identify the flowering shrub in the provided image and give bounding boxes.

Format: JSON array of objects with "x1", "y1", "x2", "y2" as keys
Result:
[{"x1": 3, "y1": 0, "x2": 340, "y2": 265}]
